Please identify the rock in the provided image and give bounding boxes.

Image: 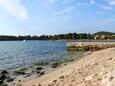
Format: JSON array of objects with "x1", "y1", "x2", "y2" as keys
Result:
[
  {"x1": 36, "y1": 66, "x2": 43, "y2": 71},
  {"x1": 102, "y1": 73, "x2": 115, "y2": 86},
  {"x1": 52, "y1": 80, "x2": 57, "y2": 83},
  {"x1": 92, "y1": 62, "x2": 98, "y2": 66},
  {"x1": 35, "y1": 61, "x2": 49, "y2": 66},
  {"x1": 67, "y1": 58, "x2": 74, "y2": 62},
  {"x1": 108, "y1": 58, "x2": 113, "y2": 61},
  {"x1": 51, "y1": 62, "x2": 59, "y2": 68},
  {"x1": 24, "y1": 74, "x2": 31, "y2": 78},
  {"x1": 38, "y1": 83, "x2": 42, "y2": 86},
  {"x1": 0, "y1": 80, "x2": 3, "y2": 84},
  {"x1": 39, "y1": 71, "x2": 45, "y2": 76},
  {"x1": 6, "y1": 76, "x2": 14, "y2": 82},
  {"x1": 109, "y1": 76, "x2": 114, "y2": 81},
  {"x1": 0, "y1": 74, "x2": 6, "y2": 80},
  {"x1": 64, "y1": 63, "x2": 67, "y2": 66},
  {"x1": 0, "y1": 70, "x2": 8, "y2": 74},
  {"x1": 36, "y1": 71, "x2": 41, "y2": 74},
  {"x1": 14, "y1": 70, "x2": 25, "y2": 75},
  {"x1": 59, "y1": 76, "x2": 64, "y2": 79}
]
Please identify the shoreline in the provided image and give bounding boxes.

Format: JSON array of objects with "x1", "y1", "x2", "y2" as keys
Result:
[
  {"x1": 3, "y1": 51, "x2": 86, "y2": 86},
  {"x1": 22, "y1": 48, "x2": 115, "y2": 86}
]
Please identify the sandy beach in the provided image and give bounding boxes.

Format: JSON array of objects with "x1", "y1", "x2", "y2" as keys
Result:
[{"x1": 18, "y1": 48, "x2": 115, "y2": 86}]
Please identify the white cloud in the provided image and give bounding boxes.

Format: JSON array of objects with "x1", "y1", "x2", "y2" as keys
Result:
[
  {"x1": 0, "y1": 0, "x2": 28, "y2": 21},
  {"x1": 90, "y1": 0, "x2": 96, "y2": 4},
  {"x1": 109, "y1": 0, "x2": 115, "y2": 5},
  {"x1": 44, "y1": 0, "x2": 58, "y2": 4},
  {"x1": 38, "y1": 0, "x2": 58, "y2": 7},
  {"x1": 100, "y1": 5, "x2": 113, "y2": 10},
  {"x1": 76, "y1": 2, "x2": 88, "y2": 6},
  {"x1": 95, "y1": 3, "x2": 113, "y2": 10},
  {"x1": 53, "y1": 6, "x2": 76, "y2": 16},
  {"x1": 61, "y1": 0, "x2": 74, "y2": 4}
]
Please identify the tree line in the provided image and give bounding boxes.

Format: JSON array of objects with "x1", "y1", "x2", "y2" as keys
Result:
[{"x1": 0, "y1": 33, "x2": 93, "y2": 41}]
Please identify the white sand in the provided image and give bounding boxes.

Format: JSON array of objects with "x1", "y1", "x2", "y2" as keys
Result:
[{"x1": 20, "y1": 48, "x2": 115, "y2": 86}]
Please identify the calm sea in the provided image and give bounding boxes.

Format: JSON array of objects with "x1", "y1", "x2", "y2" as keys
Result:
[{"x1": 0, "y1": 41, "x2": 84, "y2": 70}]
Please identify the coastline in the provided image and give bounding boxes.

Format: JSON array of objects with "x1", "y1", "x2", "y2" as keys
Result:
[
  {"x1": 21, "y1": 48, "x2": 115, "y2": 86},
  {"x1": 5, "y1": 50, "x2": 85, "y2": 86}
]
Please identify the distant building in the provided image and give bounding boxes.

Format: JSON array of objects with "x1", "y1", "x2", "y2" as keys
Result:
[
  {"x1": 112, "y1": 35, "x2": 115, "y2": 39},
  {"x1": 94, "y1": 35, "x2": 100, "y2": 40},
  {"x1": 101, "y1": 35, "x2": 106, "y2": 39}
]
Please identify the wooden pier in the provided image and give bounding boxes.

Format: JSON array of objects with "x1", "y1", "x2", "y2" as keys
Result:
[{"x1": 67, "y1": 41, "x2": 115, "y2": 51}]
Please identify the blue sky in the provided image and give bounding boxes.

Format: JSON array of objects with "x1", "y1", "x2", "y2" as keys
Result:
[{"x1": 0, "y1": 0, "x2": 115, "y2": 35}]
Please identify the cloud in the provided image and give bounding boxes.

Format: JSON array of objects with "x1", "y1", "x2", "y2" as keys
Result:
[
  {"x1": 0, "y1": 0, "x2": 28, "y2": 21},
  {"x1": 99, "y1": 5, "x2": 113, "y2": 10},
  {"x1": 38, "y1": 0, "x2": 58, "y2": 7},
  {"x1": 61, "y1": 0, "x2": 74, "y2": 4},
  {"x1": 90, "y1": 0, "x2": 96, "y2": 4},
  {"x1": 53, "y1": 6, "x2": 76, "y2": 16},
  {"x1": 109, "y1": 0, "x2": 115, "y2": 5},
  {"x1": 76, "y1": 2, "x2": 88, "y2": 6},
  {"x1": 44, "y1": 0, "x2": 58, "y2": 4}
]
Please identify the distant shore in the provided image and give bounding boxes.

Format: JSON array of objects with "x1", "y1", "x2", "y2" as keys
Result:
[{"x1": 20, "y1": 48, "x2": 115, "y2": 86}]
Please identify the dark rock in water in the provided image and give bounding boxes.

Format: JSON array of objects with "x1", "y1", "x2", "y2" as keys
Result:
[
  {"x1": 0, "y1": 74, "x2": 6, "y2": 80},
  {"x1": 14, "y1": 70, "x2": 25, "y2": 75},
  {"x1": 35, "y1": 61, "x2": 49, "y2": 66},
  {"x1": 67, "y1": 58, "x2": 74, "y2": 62},
  {"x1": 36, "y1": 66, "x2": 43, "y2": 70},
  {"x1": 24, "y1": 74, "x2": 31, "y2": 78},
  {"x1": 50, "y1": 62, "x2": 59, "y2": 68},
  {"x1": 13, "y1": 67, "x2": 29, "y2": 75},
  {"x1": 0, "y1": 80, "x2": 3, "y2": 84},
  {"x1": 0, "y1": 74, "x2": 8, "y2": 86},
  {"x1": 6, "y1": 76, "x2": 14, "y2": 82},
  {"x1": 39, "y1": 71, "x2": 45, "y2": 76},
  {"x1": 0, "y1": 70, "x2": 8, "y2": 74},
  {"x1": 36, "y1": 71, "x2": 41, "y2": 74}
]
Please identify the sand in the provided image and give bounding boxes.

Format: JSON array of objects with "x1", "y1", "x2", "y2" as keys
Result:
[{"x1": 21, "y1": 48, "x2": 115, "y2": 86}]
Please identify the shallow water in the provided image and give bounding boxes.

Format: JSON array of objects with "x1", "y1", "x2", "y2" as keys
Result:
[{"x1": 0, "y1": 41, "x2": 84, "y2": 70}]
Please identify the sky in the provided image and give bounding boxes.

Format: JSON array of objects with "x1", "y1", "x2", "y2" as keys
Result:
[{"x1": 0, "y1": 0, "x2": 115, "y2": 35}]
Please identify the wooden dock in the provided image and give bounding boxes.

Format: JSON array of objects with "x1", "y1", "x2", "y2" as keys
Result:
[{"x1": 67, "y1": 41, "x2": 115, "y2": 51}]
